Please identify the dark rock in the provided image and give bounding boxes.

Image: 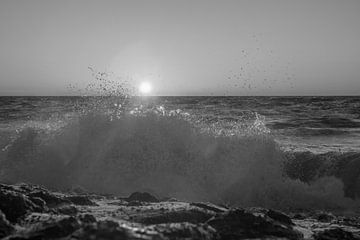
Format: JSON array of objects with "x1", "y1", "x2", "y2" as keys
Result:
[
  {"x1": 0, "y1": 184, "x2": 17, "y2": 192},
  {"x1": 16, "y1": 183, "x2": 49, "y2": 194},
  {"x1": 55, "y1": 205, "x2": 78, "y2": 215},
  {"x1": 71, "y1": 220, "x2": 212, "y2": 240},
  {"x1": 248, "y1": 207, "x2": 294, "y2": 227},
  {"x1": 127, "y1": 200, "x2": 144, "y2": 206},
  {"x1": 22, "y1": 213, "x2": 57, "y2": 225},
  {"x1": 267, "y1": 209, "x2": 294, "y2": 226},
  {"x1": 0, "y1": 210, "x2": 14, "y2": 238},
  {"x1": 190, "y1": 202, "x2": 228, "y2": 213},
  {"x1": 78, "y1": 214, "x2": 97, "y2": 224},
  {"x1": 28, "y1": 196, "x2": 47, "y2": 211},
  {"x1": 292, "y1": 213, "x2": 307, "y2": 220},
  {"x1": 4, "y1": 182, "x2": 359, "y2": 240},
  {"x1": 207, "y1": 208, "x2": 302, "y2": 240},
  {"x1": 136, "y1": 208, "x2": 214, "y2": 225},
  {"x1": 315, "y1": 212, "x2": 336, "y2": 222},
  {"x1": 69, "y1": 220, "x2": 133, "y2": 240},
  {"x1": 28, "y1": 190, "x2": 70, "y2": 208},
  {"x1": 340, "y1": 216, "x2": 360, "y2": 228},
  {"x1": 127, "y1": 192, "x2": 159, "y2": 203},
  {"x1": 145, "y1": 222, "x2": 217, "y2": 240},
  {"x1": 314, "y1": 227, "x2": 357, "y2": 240},
  {"x1": 33, "y1": 216, "x2": 80, "y2": 238},
  {"x1": 65, "y1": 195, "x2": 97, "y2": 206},
  {"x1": 0, "y1": 187, "x2": 36, "y2": 223},
  {"x1": 9, "y1": 216, "x2": 80, "y2": 239}
]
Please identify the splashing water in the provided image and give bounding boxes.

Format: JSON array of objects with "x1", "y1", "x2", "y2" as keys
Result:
[{"x1": 0, "y1": 72, "x2": 358, "y2": 211}]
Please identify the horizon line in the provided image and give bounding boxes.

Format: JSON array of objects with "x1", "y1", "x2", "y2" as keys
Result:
[{"x1": 0, "y1": 94, "x2": 359, "y2": 97}]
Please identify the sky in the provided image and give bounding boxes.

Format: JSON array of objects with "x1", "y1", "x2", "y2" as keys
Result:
[{"x1": 0, "y1": 0, "x2": 359, "y2": 96}]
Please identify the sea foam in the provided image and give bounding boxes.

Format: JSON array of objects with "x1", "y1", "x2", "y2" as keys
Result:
[{"x1": 0, "y1": 100, "x2": 357, "y2": 211}]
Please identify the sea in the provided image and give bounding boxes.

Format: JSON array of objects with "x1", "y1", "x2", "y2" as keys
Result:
[
  {"x1": 0, "y1": 96, "x2": 360, "y2": 210},
  {"x1": 1, "y1": 96, "x2": 360, "y2": 153}
]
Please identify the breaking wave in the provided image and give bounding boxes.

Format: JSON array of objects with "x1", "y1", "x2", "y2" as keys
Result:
[{"x1": 0, "y1": 98, "x2": 357, "y2": 212}]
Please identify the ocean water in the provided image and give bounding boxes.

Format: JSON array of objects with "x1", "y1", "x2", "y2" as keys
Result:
[
  {"x1": 0, "y1": 96, "x2": 360, "y2": 211},
  {"x1": 150, "y1": 96, "x2": 360, "y2": 153},
  {"x1": 1, "y1": 96, "x2": 359, "y2": 153}
]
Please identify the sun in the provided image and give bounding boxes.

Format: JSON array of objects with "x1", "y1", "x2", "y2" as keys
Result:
[{"x1": 139, "y1": 81, "x2": 152, "y2": 95}]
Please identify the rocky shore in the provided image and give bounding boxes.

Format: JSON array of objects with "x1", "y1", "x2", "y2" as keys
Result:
[{"x1": 1, "y1": 183, "x2": 360, "y2": 240}]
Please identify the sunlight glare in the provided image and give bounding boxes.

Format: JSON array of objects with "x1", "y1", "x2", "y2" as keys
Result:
[{"x1": 139, "y1": 81, "x2": 152, "y2": 94}]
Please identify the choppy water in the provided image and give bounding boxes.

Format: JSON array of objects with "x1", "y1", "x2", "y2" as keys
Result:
[
  {"x1": 1, "y1": 96, "x2": 360, "y2": 153},
  {"x1": 0, "y1": 96, "x2": 359, "y2": 211}
]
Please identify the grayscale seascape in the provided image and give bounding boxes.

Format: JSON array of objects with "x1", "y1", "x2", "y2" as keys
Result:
[{"x1": 1, "y1": 1, "x2": 360, "y2": 239}]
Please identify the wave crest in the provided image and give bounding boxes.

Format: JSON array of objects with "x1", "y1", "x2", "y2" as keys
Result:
[{"x1": 0, "y1": 103, "x2": 357, "y2": 211}]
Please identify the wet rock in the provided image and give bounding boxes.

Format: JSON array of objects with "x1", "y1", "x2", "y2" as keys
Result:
[
  {"x1": 292, "y1": 213, "x2": 307, "y2": 220},
  {"x1": 16, "y1": 183, "x2": 55, "y2": 195},
  {"x1": 3, "y1": 182, "x2": 360, "y2": 240},
  {"x1": 0, "y1": 210, "x2": 14, "y2": 238},
  {"x1": 0, "y1": 187, "x2": 36, "y2": 222},
  {"x1": 70, "y1": 220, "x2": 216, "y2": 240},
  {"x1": 55, "y1": 204, "x2": 78, "y2": 215},
  {"x1": 0, "y1": 183, "x2": 17, "y2": 192},
  {"x1": 267, "y1": 209, "x2": 294, "y2": 226},
  {"x1": 32, "y1": 216, "x2": 80, "y2": 238},
  {"x1": 65, "y1": 195, "x2": 97, "y2": 206},
  {"x1": 23, "y1": 213, "x2": 58, "y2": 225},
  {"x1": 78, "y1": 214, "x2": 97, "y2": 224},
  {"x1": 190, "y1": 202, "x2": 228, "y2": 213},
  {"x1": 136, "y1": 208, "x2": 214, "y2": 225},
  {"x1": 146, "y1": 222, "x2": 217, "y2": 240},
  {"x1": 127, "y1": 192, "x2": 159, "y2": 203},
  {"x1": 315, "y1": 212, "x2": 336, "y2": 222},
  {"x1": 69, "y1": 220, "x2": 134, "y2": 240},
  {"x1": 8, "y1": 216, "x2": 80, "y2": 240},
  {"x1": 248, "y1": 207, "x2": 294, "y2": 227},
  {"x1": 28, "y1": 190, "x2": 70, "y2": 208},
  {"x1": 314, "y1": 227, "x2": 357, "y2": 240},
  {"x1": 207, "y1": 208, "x2": 302, "y2": 240},
  {"x1": 28, "y1": 196, "x2": 47, "y2": 211},
  {"x1": 340, "y1": 216, "x2": 360, "y2": 228}
]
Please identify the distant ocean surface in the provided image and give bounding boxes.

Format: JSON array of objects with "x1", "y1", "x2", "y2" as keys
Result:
[{"x1": 1, "y1": 96, "x2": 360, "y2": 153}]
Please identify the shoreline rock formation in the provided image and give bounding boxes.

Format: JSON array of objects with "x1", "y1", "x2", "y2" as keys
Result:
[{"x1": 1, "y1": 182, "x2": 359, "y2": 239}]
